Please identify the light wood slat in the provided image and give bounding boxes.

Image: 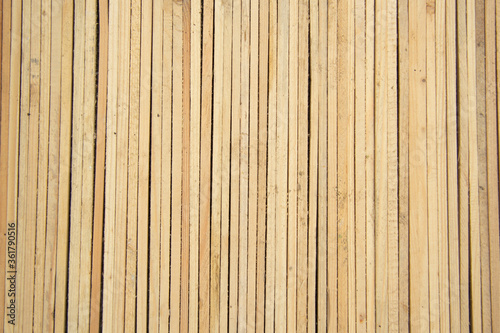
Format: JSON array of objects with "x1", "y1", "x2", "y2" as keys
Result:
[
  {"x1": 409, "y1": 0, "x2": 430, "y2": 331},
  {"x1": 229, "y1": 0, "x2": 241, "y2": 328},
  {"x1": 124, "y1": 0, "x2": 140, "y2": 330},
  {"x1": 298, "y1": 0, "x2": 310, "y2": 330},
  {"x1": 54, "y1": 0, "x2": 73, "y2": 330},
  {"x1": 426, "y1": 1, "x2": 439, "y2": 331},
  {"x1": 265, "y1": 0, "x2": 277, "y2": 330},
  {"x1": 189, "y1": 0, "x2": 201, "y2": 331},
  {"x1": 0, "y1": 0, "x2": 5, "y2": 326},
  {"x1": 445, "y1": 0, "x2": 461, "y2": 330},
  {"x1": 256, "y1": 0, "x2": 268, "y2": 330},
  {"x1": 247, "y1": 0, "x2": 259, "y2": 329},
  {"x1": 220, "y1": 1, "x2": 233, "y2": 330},
  {"x1": 436, "y1": 0, "x2": 450, "y2": 330},
  {"x1": 170, "y1": 0, "x2": 182, "y2": 331},
  {"x1": 89, "y1": 0, "x2": 108, "y2": 330},
  {"x1": 181, "y1": 1, "x2": 191, "y2": 331},
  {"x1": 486, "y1": 0, "x2": 500, "y2": 330},
  {"x1": 42, "y1": 0, "x2": 62, "y2": 329},
  {"x1": 33, "y1": 0, "x2": 50, "y2": 329},
  {"x1": 211, "y1": 0, "x2": 223, "y2": 330},
  {"x1": 354, "y1": 0, "x2": 366, "y2": 329},
  {"x1": 149, "y1": 0, "x2": 163, "y2": 330},
  {"x1": 365, "y1": 0, "x2": 376, "y2": 330},
  {"x1": 200, "y1": 0, "x2": 213, "y2": 329},
  {"x1": 317, "y1": 0, "x2": 327, "y2": 330},
  {"x1": 101, "y1": 0, "x2": 118, "y2": 329},
  {"x1": 23, "y1": 0, "x2": 41, "y2": 329}
]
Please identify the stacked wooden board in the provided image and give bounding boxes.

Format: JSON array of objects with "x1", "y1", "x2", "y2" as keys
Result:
[{"x1": 0, "y1": 0, "x2": 499, "y2": 331}]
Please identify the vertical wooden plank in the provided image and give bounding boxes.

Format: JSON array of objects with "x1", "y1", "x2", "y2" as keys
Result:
[
  {"x1": 436, "y1": 0, "x2": 451, "y2": 330},
  {"x1": 102, "y1": 0, "x2": 118, "y2": 328},
  {"x1": 138, "y1": 0, "x2": 152, "y2": 330},
  {"x1": 42, "y1": 0, "x2": 62, "y2": 329},
  {"x1": 125, "y1": 0, "x2": 140, "y2": 330},
  {"x1": 238, "y1": 0, "x2": 250, "y2": 326},
  {"x1": 189, "y1": 0, "x2": 201, "y2": 330},
  {"x1": 212, "y1": 0, "x2": 223, "y2": 330},
  {"x1": 426, "y1": 1, "x2": 440, "y2": 331},
  {"x1": 317, "y1": 0, "x2": 327, "y2": 330},
  {"x1": 0, "y1": 0, "x2": 4, "y2": 326},
  {"x1": 150, "y1": 0, "x2": 163, "y2": 330},
  {"x1": 181, "y1": 1, "x2": 191, "y2": 330},
  {"x1": 308, "y1": 0, "x2": 319, "y2": 330},
  {"x1": 354, "y1": 0, "x2": 366, "y2": 328},
  {"x1": 486, "y1": 0, "x2": 500, "y2": 330},
  {"x1": 457, "y1": 0, "x2": 470, "y2": 328},
  {"x1": 288, "y1": 0, "x2": 298, "y2": 330},
  {"x1": 54, "y1": 0, "x2": 73, "y2": 330},
  {"x1": 476, "y1": 0, "x2": 492, "y2": 330},
  {"x1": 220, "y1": 0, "x2": 233, "y2": 330},
  {"x1": 171, "y1": 0, "x2": 183, "y2": 331},
  {"x1": 466, "y1": 0, "x2": 482, "y2": 329},
  {"x1": 265, "y1": 0, "x2": 276, "y2": 330},
  {"x1": 365, "y1": 0, "x2": 376, "y2": 330},
  {"x1": 276, "y1": 0, "x2": 288, "y2": 330},
  {"x1": 445, "y1": 0, "x2": 461, "y2": 330},
  {"x1": 200, "y1": 0, "x2": 213, "y2": 328},
  {"x1": 247, "y1": 0, "x2": 259, "y2": 329},
  {"x1": 90, "y1": 0, "x2": 108, "y2": 329},
  {"x1": 409, "y1": 0, "x2": 429, "y2": 331},
  {"x1": 298, "y1": 0, "x2": 310, "y2": 330},
  {"x1": 23, "y1": 0, "x2": 41, "y2": 328},
  {"x1": 79, "y1": 0, "x2": 97, "y2": 329},
  {"x1": 256, "y1": 0, "x2": 268, "y2": 329},
  {"x1": 33, "y1": 0, "x2": 50, "y2": 328},
  {"x1": 375, "y1": 0, "x2": 389, "y2": 329}
]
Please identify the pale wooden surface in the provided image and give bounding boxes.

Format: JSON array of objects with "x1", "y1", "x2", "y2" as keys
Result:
[{"x1": 0, "y1": 0, "x2": 499, "y2": 331}]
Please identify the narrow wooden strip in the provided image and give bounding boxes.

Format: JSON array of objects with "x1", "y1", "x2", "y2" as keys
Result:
[
  {"x1": 33, "y1": 0, "x2": 51, "y2": 328},
  {"x1": 486, "y1": 0, "x2": 500, "y2": 329},
  {"x1": 211, "y1": 0, "x2": 223, "y2": 330},
  {"x1": 317, "y1": 0, "x2": 327, "y2": 330},
  {"x1": 149, "y1": 0, "x2": 163, "y2": 329},
  {"x1": 79, "y1": 0, "x2": 97, "y2": 329},
  {"x1": 247, "y1": 0, "x2": 259, "y2": 329},
  {"x1": 189, "y1": 0, "x2": 201, "y2": 331},
  {"x1": 426, "y1": 2, "x2": 440, "y2": 331},
  {"x1": 336, "y1": 0, "x2": 348, "y2": 328},
  {"x1": 365, "y1": 0, "x2": 376, "y2": 330},
  {"x1": 138, "y1": 0, "x2": 153, "y2": 329},
  {"x1": 89, "y1": 0, "x2": 108, "y2": 330},
  {"x1": 354, "y1": 0, "x2": 366, "y2": 329},
  {"x1": 298, "y1": 0, "x2": 310, "y2": 330},
  {"x1": 467, "y1": 0, "x2": 482, "y2": 329},
  {"x1": 265, "y1": 0, "x2": 277, "y2": 330},
  {"x1": 200, "y1": 0, "x2": 214, "y2": 328},
  {"x1": 256, "y1": 0, "x2": 268, "y2": 329},
  {"x1": 445, "y1": 0, "x2": 461, "y2": 330},
  {"x1": 124, "y1": 0, "x2": 141, "y2": 330},
  {"x1": 23, "y1": 0, "x2": 41, "y2": 328},
  {"x1": 475, "y1": 0, "x2": 492, "y2": 329},
  {"x1": 181, "y1": 1, "x2": 191, "y2": 330},
  {"x1": 238, "y1": 0, "x2": 250, "y2": 327},
  {"x1": 436, "y1": 0, "x2": 451, "y2": 330},
  {"x1": 170, "y1": 1, "x2": 183, "y2": 331},
  {"x1": 42, "y1": 0, "x2": 62, "y2": 329},
  {"x1": 220, "y1": 0, "x2": 233, "y2": 330},
  {"x1": 101, "y1": 0, "x2": 118, "y2": 329},
  {"x1": 457, "y1": 0, "x2": 470, "y2": 328},
  {"x1": 275, "y1": 0, "x2": 288, "y2": 330},
  {"x1": 409, "y1": 0, "x2": 430, "y2": 330},
  {"x1": 54, "y1": 0, "x2": 73, "y2": 330}
]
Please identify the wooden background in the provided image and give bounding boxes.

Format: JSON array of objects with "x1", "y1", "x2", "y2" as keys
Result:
[{"x1": 0, "y1": 0, "x2": 499, "y2": 331}]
